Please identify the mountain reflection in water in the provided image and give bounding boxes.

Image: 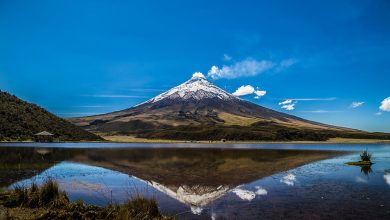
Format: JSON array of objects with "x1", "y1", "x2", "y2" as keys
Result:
[
  {"x1": 1, "y1": 145, "x2": 389, "y2": 219},
  {"x1": 0, "y1": 147, "x2": 337, "y2": 214}
]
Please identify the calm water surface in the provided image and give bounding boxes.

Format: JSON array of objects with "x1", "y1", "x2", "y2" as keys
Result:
[{"x1": 0, "y1": 143, "x2": 389, "y2": 219}]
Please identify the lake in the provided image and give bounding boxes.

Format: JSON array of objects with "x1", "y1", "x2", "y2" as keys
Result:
[{"x1": 0, "y1": 143, "x2": 389, "y2": 219}]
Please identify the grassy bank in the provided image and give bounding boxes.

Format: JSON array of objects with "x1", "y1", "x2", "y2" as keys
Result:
[
  {"x1": 2, "y1": 136, "x2": 390, "y2": 144},
  {"x1": 0, "y1": 179, "x2": 173, "y2": 220},
  {"x1": 100, "y1": 135, "x2": 390, "y2": 144}
]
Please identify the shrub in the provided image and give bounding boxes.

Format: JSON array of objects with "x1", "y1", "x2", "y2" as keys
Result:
[
  {"x1": 39, "y1": 179, "x2": 60, "y2": 206},
  {"x1": 360, "y1": 150, "x2": 372, "y2": 162}
]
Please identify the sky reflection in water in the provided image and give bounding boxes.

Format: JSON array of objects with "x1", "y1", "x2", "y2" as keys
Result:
[{"x1": 1, "y1": 144, "x2": 390, "y2": 219}]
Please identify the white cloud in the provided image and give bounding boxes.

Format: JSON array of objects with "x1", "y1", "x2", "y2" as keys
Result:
[
  {"x1": 279, "y1": 99, "x2": 293, "y2": 105},
  {"x1": 223, "y1": 54, "x2": 232, "y2": 61},
  {"x1": 278, "y1": 99, "x2": 296, "y2": 110},
  {"x1": 192, "y1": 72, "x2": 205, "y2": 79},
  {"x1": 207, "y1": 58, "x2": 295, "y2": 79},
  {"x1": 351, "y1": 101, "x2": 364, "y2": 108},
  {"x1": 254, "y1": 90, "x2": 267, "y2": 99},
  {"x1": 232, "y1": 85, "x2": 266, "y2": 99},
  {"x1": 281, "y1": 104, "x2": 296, "y2": 111},
  {"x1": 232, "y1": 85, "x2": 255, "y2": 96},
  {"x1": 208, "y1": 59, "x2": 273, "y2": 79},
  {"x1": 379, "y1": 97, "x2": 390, "y2": 111},
  {"x1": 277, "y1": 97, "x2": 337, "y2": 111},
  {"x1": 376, "y1": 112, "x2": 383, "y2": 115}
]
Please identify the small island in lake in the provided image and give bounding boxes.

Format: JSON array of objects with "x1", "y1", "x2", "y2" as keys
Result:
[{"x1": 345, "y1": 150, "x2": 374, "y2": 166}]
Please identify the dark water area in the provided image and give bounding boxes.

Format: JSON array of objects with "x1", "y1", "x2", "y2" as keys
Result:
[{"x1": 0, "y1": 143, "x2": 389, "y2": 219}]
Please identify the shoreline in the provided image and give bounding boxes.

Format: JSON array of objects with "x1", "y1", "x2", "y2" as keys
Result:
[
  {"x1": 98, "y1": 136, "x2": 390, "y2": 144},
  {"x1": 2, "y1": 137, "x2": 390, "y2": 145}
]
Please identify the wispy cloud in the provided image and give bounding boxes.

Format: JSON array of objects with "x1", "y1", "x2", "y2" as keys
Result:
[
  {"x1": 278, "y1": 97, "x2": 337, "y2": 101},
  {"x1": 56, "y1": 112, "x2": 104, "y2": 117},
  {"x1": 300, "y1": 110, "x2": 340, "y2": 113},
  {"x1": 232, "y1": 85, "x2": 266, "y2": 99},
  {"x1": 126, "y1": 88, "x2": 166, "y2": 92},
  {"x1": 82, "y1": 94, "x2": 148, "y2": 98},
  {"x1": 379, "y1": 97, "x2": 390, "y2": 112},
  {"x1": 281, "y1": 103, "x2": 296, "y2": 111},
  {"x1": 254, "y1": 90, "x2": 266, "y2": 99},
  {"x1": 277, "y1": 97, "x2": 336, "y2": 111},
  {"x1": 223, "y1": 54, "x2": 232, "y2": 61},
  {"x1": 278, "y1": 99, "x2": 297, "y2": 111},
  {"x1": 275, "y1": 58, "x2": 297, "y2": 72},
  {"x1": 350, "y1": 101, "x2": 364, "y2": 108},
  {"x1": 75, "y1": 105, "x2": 110, "y2": 108},
  {"x1": 376, "y1": 112, "x2": 383, "y2": 116},
  {"x1": 278, "y1": 99, "x2": 293, "y2": 105},
  {"x1": 207, "y1": 57, "x2": 296, "y2": 79}
]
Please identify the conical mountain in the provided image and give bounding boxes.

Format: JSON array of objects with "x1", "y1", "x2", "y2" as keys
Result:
[{"x1": 69, "y1": 74, "x2": 387, "y2": 141}]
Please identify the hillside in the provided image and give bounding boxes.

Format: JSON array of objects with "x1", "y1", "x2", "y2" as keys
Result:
[
  {"x1": 69, "y1": 74, "x2": 390, "y2": 141},
  {"x1": 0, "y1": 91, "x2": 103, "y2": 141}
]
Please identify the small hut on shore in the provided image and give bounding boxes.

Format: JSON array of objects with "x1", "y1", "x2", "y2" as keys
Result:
[{"x1": 34, "y1": 131, "x2": 54, "y2": 142}]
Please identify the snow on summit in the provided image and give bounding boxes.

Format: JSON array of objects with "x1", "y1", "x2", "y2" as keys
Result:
[{"x1": 143, "y1": 72, "x2": 237, "y2": 104}]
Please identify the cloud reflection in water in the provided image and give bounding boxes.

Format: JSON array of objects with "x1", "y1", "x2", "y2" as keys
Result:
[
  {"x1": 232, "y1": 186, "x2": 268, "y2": 201},
  {"x1": 384, "y1": 173, "x2": 390, "y2": 186},
  {"x1": 280, "y1": 173, "x2": 297, "y2": 186}
]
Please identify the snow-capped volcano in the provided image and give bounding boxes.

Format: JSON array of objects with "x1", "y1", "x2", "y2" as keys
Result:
[
  {"x1": 69, "y1": 73, "x2": 352, "y2": 140},
  {"x1": 142, "y1": 72, "x2": 237, "y2": 105}
]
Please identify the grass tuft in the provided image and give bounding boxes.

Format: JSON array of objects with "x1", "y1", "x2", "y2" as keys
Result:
[
  {"x1": 1, "y1": 180, "x2": 174, "y2": 219},
  {"x1": 117, "y1": 197, "x2": 161, "y2": 219},
  {"x1": 39, "y1": 178, "x2": 60, "y2": 206}
]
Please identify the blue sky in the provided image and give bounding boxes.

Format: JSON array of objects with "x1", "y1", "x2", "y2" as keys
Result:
[{"x1": 0, "y1": 0, "x2": 389, "y2": 132}]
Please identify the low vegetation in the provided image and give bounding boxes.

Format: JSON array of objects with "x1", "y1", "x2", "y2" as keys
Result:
[
  {"x1": 111, "y1": 121, "x2": 390, "y2": 142},
  {"x1": 0, "y1": 91, "x2": 103, "y2": 141},
  {"x1": 346, "y1": 150, "x2": 373, "y2": 166},
  {"x1": 0, "y1": 180, "x2": 173, "y2": 220},
  {"x1": 359, "y1": 150, "x2": 372, "y2": 162}
]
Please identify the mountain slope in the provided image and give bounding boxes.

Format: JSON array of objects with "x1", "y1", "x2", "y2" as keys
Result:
[
  {"x1": 69, "y1": 74, "x2": 389, "y2": 141},
  {"x1": 0, "y1": 91, "x2": 103, "y2": 141}
]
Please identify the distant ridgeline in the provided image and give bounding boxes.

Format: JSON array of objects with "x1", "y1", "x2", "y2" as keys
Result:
[{"x1": 0, "y1": 91, "x2": 102, "y2": 141}]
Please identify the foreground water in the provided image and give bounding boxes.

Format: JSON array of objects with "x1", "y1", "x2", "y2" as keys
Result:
[{"x1": 0, "y1": 143, "x2": 389, "y2": 219}]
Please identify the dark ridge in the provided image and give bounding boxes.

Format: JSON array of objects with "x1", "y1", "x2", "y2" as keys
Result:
[{"x1": 0, "y1": 90, "x2": 103, "y2": 141}]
